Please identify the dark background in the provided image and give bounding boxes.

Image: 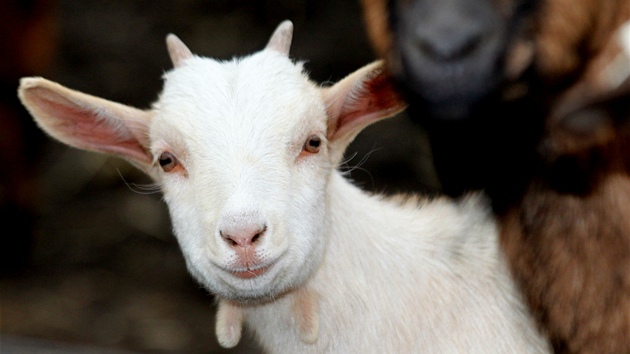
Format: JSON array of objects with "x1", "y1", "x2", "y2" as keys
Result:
[{"x1": 0, "y1": 1, "x2": 438, "y2": 353}]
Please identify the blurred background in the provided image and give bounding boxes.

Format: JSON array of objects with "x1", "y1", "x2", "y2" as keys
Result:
[{"x1": 0, "y1": 0, "x2": 438, "y2": 353}]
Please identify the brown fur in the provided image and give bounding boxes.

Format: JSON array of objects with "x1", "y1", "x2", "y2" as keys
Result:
[
  {"x1": 500, "y1": 3, "x2": 630, "y2": 352},
  {"x1": 501, "y1": 174, "x2": 630, "y2": 354},
  {"x1": 359, "y1": 0, "x2": 392, "y2": 63},
  {"x1": 503, "y1": 77, "x2": 630, "y2": 354},
  {"x1": 535, "y1": 0, "x2": 630, "y2": 84}
]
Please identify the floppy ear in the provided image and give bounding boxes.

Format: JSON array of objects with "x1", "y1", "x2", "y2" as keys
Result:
[
  {"x1": 17, "y1": 77, "x2": 155, "y2": 175},
  {"x1": 544, "y1": 72, "x2": 630, "y2": 158},
  {"x1": 543, "y1": 21, "x2": 630, "y2": 158},
  {"x1": 323, "y1": 60, "x2": 407, "y2": 163}
]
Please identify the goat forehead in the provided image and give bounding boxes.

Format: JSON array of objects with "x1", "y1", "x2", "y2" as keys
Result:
[{"x1": 158, "y1": 52, "x2": 323, "y2": 133}]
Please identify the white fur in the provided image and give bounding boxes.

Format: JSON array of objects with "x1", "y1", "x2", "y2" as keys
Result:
[{"x1": 17, "y1": 20, "x2": 550, "y2": 353}]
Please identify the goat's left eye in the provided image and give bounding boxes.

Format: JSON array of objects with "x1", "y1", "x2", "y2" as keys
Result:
[
  {"x1": 158, "y1": 151, "x2": 178, "y2": 172},
  {"x1": 303, "y1": 135, "x2": 321, "y2": 153}
]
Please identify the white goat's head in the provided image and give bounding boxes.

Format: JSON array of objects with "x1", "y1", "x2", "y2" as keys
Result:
[{"x1": 18, "y1": 20, "x2": 406, "y2": 301}]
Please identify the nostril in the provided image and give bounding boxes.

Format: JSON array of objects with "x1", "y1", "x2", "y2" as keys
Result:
[
  {"x1": 251, "y1": 225, "x2": 266, "y2": 244},
  {"x1": 220, "y1": 231, "x2": 238, "y2": 246},
  {"x1": 220, "y1": 224, "x2": 267, "y2": 248}
]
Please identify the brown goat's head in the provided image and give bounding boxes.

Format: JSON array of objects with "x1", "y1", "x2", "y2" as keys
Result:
[{"x1": 360, "y1": 0, "x2": 540, "y2": 120}]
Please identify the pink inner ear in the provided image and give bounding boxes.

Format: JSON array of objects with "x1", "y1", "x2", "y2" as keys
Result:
[
  {"x1": 331, "y1": 72, "x2": 405, "y2": 141},
  {"x1": 35, "y1": 94, "x2": 151, "y2": 164}
]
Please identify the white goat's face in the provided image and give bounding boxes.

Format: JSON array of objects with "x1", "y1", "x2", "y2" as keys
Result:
[
  {"x1": 151, "y1": 53, "x2": 331, "y2": 300},
  {"x1": 17, "y1": 20, "x2": 406, "y2": 303}
]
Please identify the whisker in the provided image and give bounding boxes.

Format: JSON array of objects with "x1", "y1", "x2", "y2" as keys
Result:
[
  {"x1": 116, "y1": 169, "x2": 162, "y2": 195},
  {"x1": 343, "y1": 146, "x2": 381, "y2": 174},
  {"x1": 338, "y1": 151, "x2": 359, "y2": 169},
  {"x1": 336, "y1": 147, "x2": 381, "y2": 189}
]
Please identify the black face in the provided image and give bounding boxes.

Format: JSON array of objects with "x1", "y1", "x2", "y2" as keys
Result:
[{"x1": 390, "y1": 0, "x2": 537, "y2": 120}]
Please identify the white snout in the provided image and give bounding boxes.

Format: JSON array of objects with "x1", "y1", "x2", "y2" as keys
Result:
[{"x1": 217, "y1": 211, "x2": 273, "y2": 279}]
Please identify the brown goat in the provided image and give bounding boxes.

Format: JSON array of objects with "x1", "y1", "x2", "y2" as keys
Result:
[
  {"x1": 502, "y1": 20, "x2": 630, "y2": 353},
  {"x1": 360, "y1": 0, "x2": 630, "y2": 353},
  {"x1": 502, "y1": 2, "x2": 630, "y2": 352}
]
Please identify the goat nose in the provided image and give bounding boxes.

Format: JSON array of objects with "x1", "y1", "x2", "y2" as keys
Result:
[
  {"x1": 414, "y1": 25, "x2": 484, "y2": 62},
  {"x1": 220, "y1": 224, "x2": 266, "y2": 248}
]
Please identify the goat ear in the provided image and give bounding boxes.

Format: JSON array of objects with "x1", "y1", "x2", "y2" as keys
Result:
[
  {"x1": 17, "y1": 77, "x2": 154, "y2": 173},
  {"x1": 544, "y1": 23, "x2": 630, "y2": 157},
  {"x1": 545, "y1": 76, "x2": 630, "y2": 156},
  {"x1": 265, "y1": 20, "x2": 293, "y2": 56},
  {"x1": 166, "y1": 33, "x2": 193, "y2": 68},
  {"x1": 323, "y1": 60, "x2": 407, "y2": 159}
]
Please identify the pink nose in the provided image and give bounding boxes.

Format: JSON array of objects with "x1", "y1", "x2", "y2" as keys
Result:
[{"x1": 220, "y1": 224, "x2": 266, "y2": 248}]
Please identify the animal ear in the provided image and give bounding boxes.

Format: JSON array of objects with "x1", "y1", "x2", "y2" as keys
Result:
[
  {"x1": 545, "y1": 77, "x2": 630, "y2": 157},
  {"x1": 544, "y1": 22, "x2": 630, "y2": 157},
  {"x1": 265, "y1": 20, "x2": 293, "y2": 56},
  {"x1": 166, "y1": 33, "x2": 193, "y2": 68},
  {"x1": 323, "y1": 60, "x2": 407, "y2": 161},
  {"x1": 17, "y1": 77, "x2": 154, "y2": 173}
]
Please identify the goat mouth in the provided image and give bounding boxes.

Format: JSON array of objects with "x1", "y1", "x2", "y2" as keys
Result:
[{"x1": 228, "y1": 263, "x2": 273, "y2": 279}]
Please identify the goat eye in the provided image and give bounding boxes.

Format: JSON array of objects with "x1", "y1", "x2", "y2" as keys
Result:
[
  {"x1": 158, "y1": 152, "x2": 178, "y2": 172},
  {"x1": 304, "y1": 135, "x2": 321, "y2": 153}
]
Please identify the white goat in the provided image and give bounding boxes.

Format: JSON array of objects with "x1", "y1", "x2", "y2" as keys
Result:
[{"x1": 17, "y1": 21, "x2": 550, "y2": 353}]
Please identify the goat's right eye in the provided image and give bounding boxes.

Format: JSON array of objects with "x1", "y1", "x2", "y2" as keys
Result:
[
  {"x1": 158, "y1": 152, "x2": 178, "y2": 172},
  {"x1": 303, "y1": 135, "x2": 322, "y2": 154}
]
